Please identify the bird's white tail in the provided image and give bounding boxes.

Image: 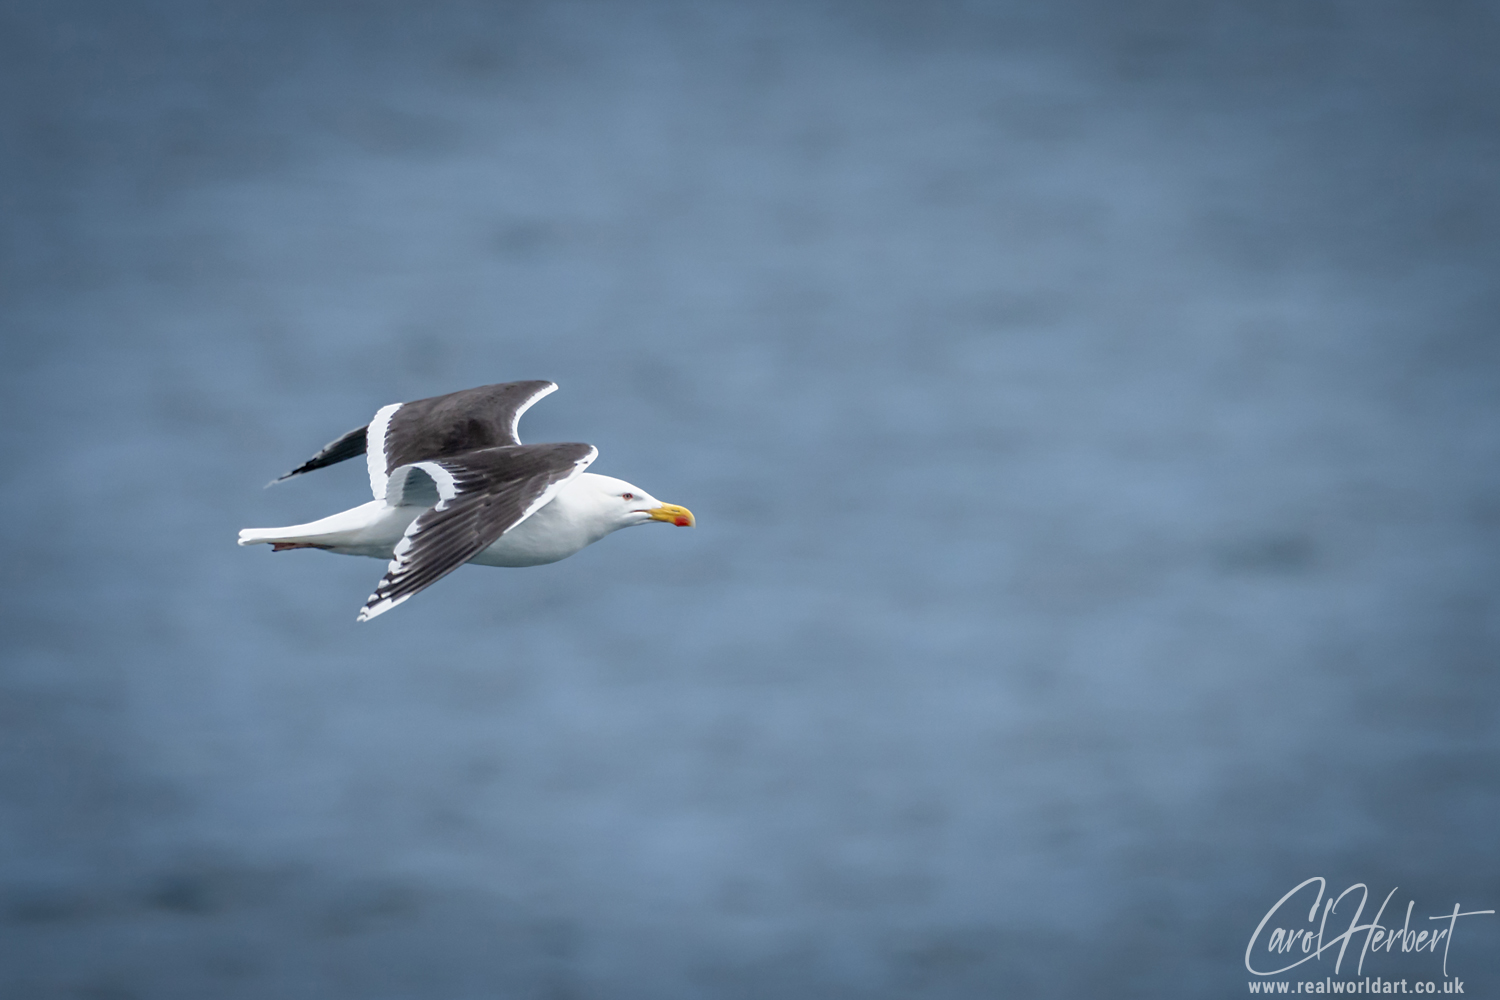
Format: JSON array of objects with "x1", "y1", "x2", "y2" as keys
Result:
[{"x1": 237, "y1": 500, "x2": 418, "y2": 558}]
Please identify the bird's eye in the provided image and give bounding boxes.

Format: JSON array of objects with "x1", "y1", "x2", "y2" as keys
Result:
[{"x1": 622, "y1": 492, "x2": 635, "y2": 501}]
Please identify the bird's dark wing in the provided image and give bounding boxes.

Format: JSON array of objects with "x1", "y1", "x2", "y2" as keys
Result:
[
  {"x1": 357, "y1": 441, "x2": 597, "y2": 621},
  {"x1": 268, "y1": 381, "x2": 559, "y2": 495},
  {"x1": 367, "y1": 381, "x2": 557, "y2": 499}
]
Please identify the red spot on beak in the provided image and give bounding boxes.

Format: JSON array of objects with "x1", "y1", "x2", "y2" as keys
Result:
[{"x1": 674, "y1": 516, "x2": 692, "y2": 527}]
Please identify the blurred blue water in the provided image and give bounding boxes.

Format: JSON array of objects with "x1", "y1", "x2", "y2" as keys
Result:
[{"x1": 3, "y1": 2, "x2": 1498, "y2": 997}]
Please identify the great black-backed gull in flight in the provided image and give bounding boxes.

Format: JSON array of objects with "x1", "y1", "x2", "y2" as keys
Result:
[{"x1": 238, "y1": 381, "x2": 695, "y2": 621}]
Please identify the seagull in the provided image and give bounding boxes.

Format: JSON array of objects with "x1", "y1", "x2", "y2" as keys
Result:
[{"x1": 238, "y1": 381, "x2": 695, "y2": 621}]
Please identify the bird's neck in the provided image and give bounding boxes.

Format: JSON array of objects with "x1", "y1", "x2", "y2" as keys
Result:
[{"x1": 549, "y1": 474, "x2": 627, "y2": 543}]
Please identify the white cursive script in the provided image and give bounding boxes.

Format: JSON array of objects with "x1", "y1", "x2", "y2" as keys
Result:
[{"x1": 1245, "y1": 878, "x2": 1494, "y2": 978}]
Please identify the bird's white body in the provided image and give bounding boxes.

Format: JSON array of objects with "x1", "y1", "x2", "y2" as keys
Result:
[{"x1": 239, "y1": 472, "x2": 667, "y2": 567}]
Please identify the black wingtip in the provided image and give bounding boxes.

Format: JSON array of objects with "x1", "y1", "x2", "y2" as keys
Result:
[{"x1": 264, "y1": 424, "x2": 370, "y2": 488}]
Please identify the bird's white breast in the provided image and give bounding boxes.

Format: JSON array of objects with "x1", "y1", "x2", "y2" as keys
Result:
[{"x1": 468, "y1": 473, "x2": 619, "y2": 567}]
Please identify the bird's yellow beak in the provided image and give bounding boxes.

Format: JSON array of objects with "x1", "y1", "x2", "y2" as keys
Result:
[{"x1": 647, "y1": 503, "x2": 695, "y2": 527}]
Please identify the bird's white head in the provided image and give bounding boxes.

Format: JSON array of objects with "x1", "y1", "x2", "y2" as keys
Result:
[{"x1": 578, "y1": 473, "x2": 696, "y2": 532}]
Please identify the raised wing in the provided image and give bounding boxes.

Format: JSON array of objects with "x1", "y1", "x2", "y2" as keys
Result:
[
  {"x1": 367, "y1": 381, "x2": 557, "y2": 500},
  {"x1": 266, "y1": 381, "x2": 559, "y2": 494},
  {"x1": 357, "y1": 441, "x2": 597, "y2": 621}
]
